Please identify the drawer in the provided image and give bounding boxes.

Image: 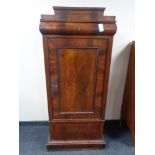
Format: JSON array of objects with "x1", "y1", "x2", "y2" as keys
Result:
[{"x1": 49, "y1": 121, "x2": 104, "y2": 140}]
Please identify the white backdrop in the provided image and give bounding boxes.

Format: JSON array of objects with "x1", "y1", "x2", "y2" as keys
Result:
[{"x1": 19, "y1": 0, "x2": 134, "y2": 121}]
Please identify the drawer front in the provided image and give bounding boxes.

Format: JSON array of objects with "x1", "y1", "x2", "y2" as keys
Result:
[
  {"x1": 46, "y1": 36, "x2": 109, "y2": 119},
  {"x1": 50, "y1": 121, "x2": 103, "y2": 140}
]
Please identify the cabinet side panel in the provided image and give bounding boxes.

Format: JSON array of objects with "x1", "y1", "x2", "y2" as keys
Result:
[
  {"x1": 42, "y1": 36, "x2": 53, "y2": 120},
  {"x1": 101, "y1": 37, "x2": 113, "y2": 118}
]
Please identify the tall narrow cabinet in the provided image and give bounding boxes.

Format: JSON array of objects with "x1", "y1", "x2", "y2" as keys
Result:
[{"x1": 40, "y1": 6, "x2": 117, "y2": 149}]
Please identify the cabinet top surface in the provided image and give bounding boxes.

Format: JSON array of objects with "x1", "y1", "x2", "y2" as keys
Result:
[
  {"x1": 53, "y1": 6, "x2": 106, "y2": 11},
  {"x1": 40, "y1": 6, "x2": 116, "y2": 23},
  {"x1": 40, "y1": 6, "x2": 117, "y2": 35}
]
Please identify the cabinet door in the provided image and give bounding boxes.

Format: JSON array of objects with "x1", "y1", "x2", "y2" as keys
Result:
[{"x1": 46, "y1": 36, "x2": 109, "y2": 119}]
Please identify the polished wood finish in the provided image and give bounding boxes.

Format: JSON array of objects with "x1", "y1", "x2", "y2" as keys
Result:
[
  {"x1": 59, "y1": 48, "x2": 96, "y2": 113},
  {"x1": 121, "y1": 41, "x2": 135, "y2": 145},
  {"x1": 40, "y1": 6, "x2": 117, "y2": 149}
]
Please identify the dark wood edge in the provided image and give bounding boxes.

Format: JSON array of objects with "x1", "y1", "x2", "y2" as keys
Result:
[
  {"x1": 49, "y1": 119, "x2": 104, "y2": 123},
  {"x1": 47, "y1": 139, "x2": 105, "y2": 150},
  {"x1": 39, "y1": 23, "x2": 117, "y2": 35},
  {"x1": 101, "y1": 37, "x2": 113, "y2": 118},
  {"x1": 43, "y1": 36, "x2": 53, "y2": 120},
  {"x1": 53, "y1": 6, "x2": 106, "y2": 11},
  {"x1": 44, "y1": 35, "x2": 112, "y2": 38},
  {"x1": 40, "y1": 15, "x2": 116, "y2": 23}
]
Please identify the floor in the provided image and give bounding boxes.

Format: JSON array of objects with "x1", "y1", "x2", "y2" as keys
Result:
[{"x1": 19, "y1": 122, "x2": 135, "y2": 155}]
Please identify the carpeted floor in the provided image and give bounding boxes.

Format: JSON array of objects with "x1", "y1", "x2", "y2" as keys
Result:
[{"x1": 19, "y1": 122, "x2": 135, "y2": 155}]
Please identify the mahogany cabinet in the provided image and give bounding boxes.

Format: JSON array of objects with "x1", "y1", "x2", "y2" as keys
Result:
[
  {"x1": 121, "y1": 41, "x2": 135, "y2": 145},
  {"x1": 40, "y1": 6, "x2": 117, "y2": 149}
]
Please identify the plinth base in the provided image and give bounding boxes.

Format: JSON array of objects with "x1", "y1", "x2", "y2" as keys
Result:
[{"x1": 47, "y1": 139, "x2": 105, "y2": 150}]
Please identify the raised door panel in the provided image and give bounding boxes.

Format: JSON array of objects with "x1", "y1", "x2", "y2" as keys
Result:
[
  {"x1": 58, "y1": 48, "x2": 97, "y2": 113},
  {"x1": 47, "y1": 37, "x2": 108, "y2": 119}
]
